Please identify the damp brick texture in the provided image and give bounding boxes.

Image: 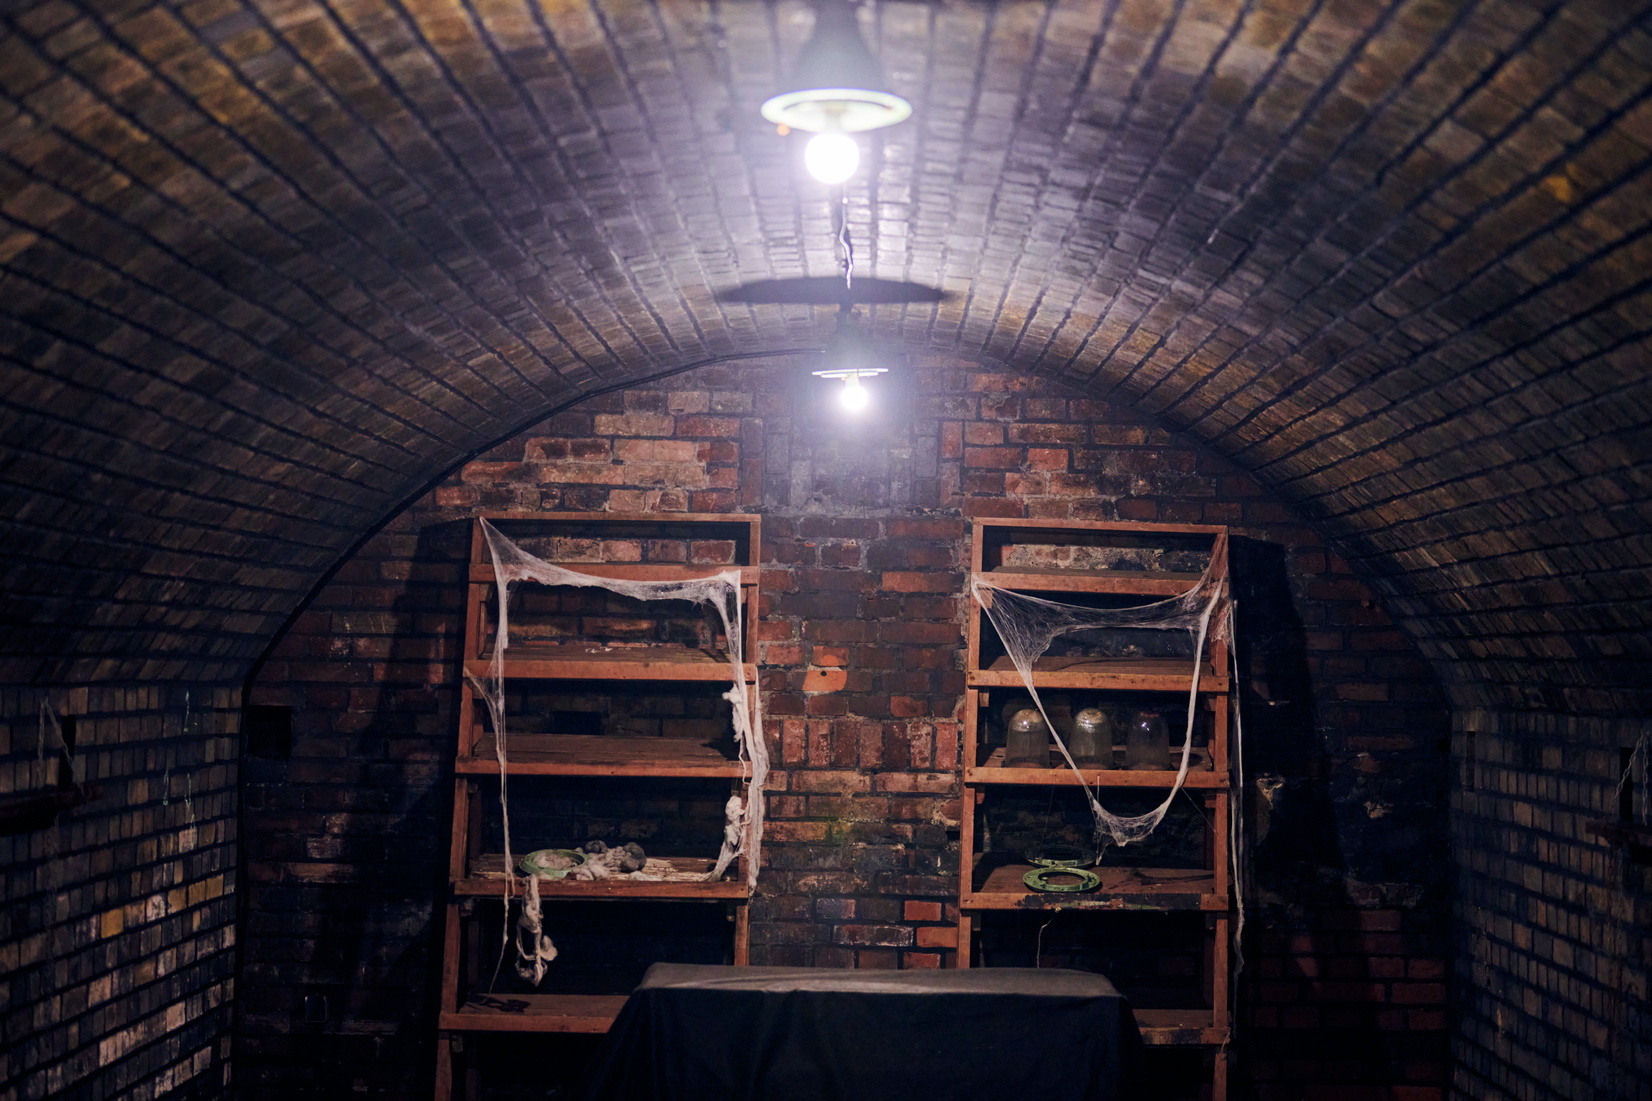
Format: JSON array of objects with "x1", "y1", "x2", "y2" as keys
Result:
[
  {"x1": 0, "y1": 0, "x2": 1648, "y2": 720},
  {"x1": 0, "y1": 686, "x2": 238, "y2": 1101},
  {"x1": 244, "y1": 357, "x2": 1452, "y2": 1099},
  {"x1": 1452, "y1": 710, "x2": 1652, "y2": 1101}
]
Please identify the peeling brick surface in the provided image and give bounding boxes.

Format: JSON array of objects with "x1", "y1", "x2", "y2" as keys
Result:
[
  {"x1": 0, "y1": 686, "x2": 238, "y2": 1101},
  {"x1": 246, "y1": 358, "x2": 1451, "y2": 1098}
]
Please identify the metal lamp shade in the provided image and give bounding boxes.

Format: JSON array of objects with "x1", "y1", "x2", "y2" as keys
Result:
[{"x1": 760, "y1": 3, "x2": 912, "y2": 134}]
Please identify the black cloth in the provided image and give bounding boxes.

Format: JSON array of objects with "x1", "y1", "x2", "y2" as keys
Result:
[{"x1": 580, "y1": 964, "x2": 1142, "y2": 1101}]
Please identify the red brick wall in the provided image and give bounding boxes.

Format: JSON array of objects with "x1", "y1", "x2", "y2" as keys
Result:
[
  {"x1": 0, "y1": 685, "x2": 238, "y2": 1100},
  {"x1": 242, "y1": 354, "x2": 1451, "y2": 1099}
]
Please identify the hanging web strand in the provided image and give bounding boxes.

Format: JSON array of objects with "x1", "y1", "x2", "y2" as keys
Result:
[
  {"x1": 970, "y1": 551, "x2": 1230, "y2": 848},
  {"x1": 1227, "y1": 597, "x2": 1246, "y2": 987}
]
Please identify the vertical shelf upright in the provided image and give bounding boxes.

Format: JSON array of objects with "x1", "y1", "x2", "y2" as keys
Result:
[
  {"x1": 434, "y1": 512, "x2": 762, "y2": 1100},
  {"x1": 956, "y1": 518, "x2": 1236, "y2": 1100}
]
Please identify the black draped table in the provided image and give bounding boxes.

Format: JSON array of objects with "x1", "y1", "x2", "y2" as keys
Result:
[{"x1": 580, "y1": 963, "x2": 1143, "y2": 1101}]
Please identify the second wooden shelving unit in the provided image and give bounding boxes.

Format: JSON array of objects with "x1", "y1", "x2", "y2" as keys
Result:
[{"x1": 956, "y1": 518, "x2": 1237, "y2": 1097}]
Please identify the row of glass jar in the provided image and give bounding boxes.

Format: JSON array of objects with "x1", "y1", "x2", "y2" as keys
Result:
[{"x1": 997, "y1": 697, "x2": 1180, "y2": 770}]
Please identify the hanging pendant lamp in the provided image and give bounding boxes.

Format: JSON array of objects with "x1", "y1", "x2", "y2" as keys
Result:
[
  {"x1": 759, "y1": 2, "x2": 912, "y2": 136},
  {"x1": 810, "y1": 311, "x2": 890, "y2": 414}
]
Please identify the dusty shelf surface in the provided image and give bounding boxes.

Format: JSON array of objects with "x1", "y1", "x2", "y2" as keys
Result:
[
  {"x1": 465, "y1": 643, "x2": 753, "y2": 683},
  {"x1": 441, "y1": 993, "x2": 629, "y2": 1033},
  {"x1": 456, "y1": 854, "x2": 745, "y2": 898},
  {"x1": 979, "y1": 566, "x2": 1205, "y2": 596},
  {"x1": 964, "y1": 859, "x2": 1222, "y2": 912},
  {"x1": 968, "y1": 745, "x2": 1221, "y2": 786},
  {"x1": 457, "y1": 733, "x2": 746, "y2": 777},
  {"x1": 968, "y1": 654, "x2": 1227, "y2": 691},
  {"x1": 469, "y1": 562, "x2": 758, "y2": 583},
  {"x1": 1132, "y1": 1007, "x2": 1226, "y2": 1045}
]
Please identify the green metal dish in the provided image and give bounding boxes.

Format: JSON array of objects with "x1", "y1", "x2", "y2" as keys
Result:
[
  {"x1": 518, "y1": 848, "x2": 587, "y2": 880},
  {"x1": 1023, "y1": 865, "x2": 1101, "y2": 893}
]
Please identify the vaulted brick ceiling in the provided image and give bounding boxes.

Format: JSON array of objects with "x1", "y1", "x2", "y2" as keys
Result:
[{"x1": 1, "y1": 0, "x2": 1649, "y2": 708}]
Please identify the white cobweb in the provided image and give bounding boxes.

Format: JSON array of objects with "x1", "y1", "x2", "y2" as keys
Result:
[
  {"x1": 467, "y1": 518, "x2": 767, "y2": 987},
  {"x1": 972, "y1": 550, "x2": 1246, "y2": 995},
  {"x1": 969, "y1": 556, "x2": 1231, "y2": 848}
]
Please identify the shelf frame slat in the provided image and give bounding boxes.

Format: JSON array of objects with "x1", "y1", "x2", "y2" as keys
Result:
[{"x1": 439, "y1": 993, "x2": 629, "y2": 1034}]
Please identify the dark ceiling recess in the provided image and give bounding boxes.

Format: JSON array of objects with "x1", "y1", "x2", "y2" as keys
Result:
[{"x1": 0, "y1": 1, "x2": 1648, "y2": 711}]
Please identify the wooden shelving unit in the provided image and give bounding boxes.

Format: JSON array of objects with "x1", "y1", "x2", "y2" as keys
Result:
[
  {"x1": 956, "y1": 518, "x2": 1236, "y2": 1100},
  {"x1": 435, "y1": 512, "x2": 761, "y2": 1099}
]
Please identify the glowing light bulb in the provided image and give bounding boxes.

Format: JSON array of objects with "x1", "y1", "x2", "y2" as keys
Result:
[
  {"x1": 840, "y1": 373, "x2": 869, "y2": 412},
  {"x1": 805, "y1": 132, "x2": 860, "y2": 184}
]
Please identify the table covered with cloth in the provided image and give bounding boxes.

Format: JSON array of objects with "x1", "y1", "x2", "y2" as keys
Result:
[{"x1": 579, "y1": 963, "x2": 1143, "y2": 1101}]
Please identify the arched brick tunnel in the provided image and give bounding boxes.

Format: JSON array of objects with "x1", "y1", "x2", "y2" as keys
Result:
[{"x1": 1, "y1": 1, "x2": 1648, "y2": 1098}]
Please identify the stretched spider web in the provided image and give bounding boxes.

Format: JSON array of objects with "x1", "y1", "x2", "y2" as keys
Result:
[{"x1": 970, "y1": 557, "x2": 1231, "y2": 849}]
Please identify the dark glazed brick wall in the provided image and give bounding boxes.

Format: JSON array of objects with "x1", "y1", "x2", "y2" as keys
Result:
[
  {"x1": 245, "y1": 354, "x2": 1450, "y2": 1099},
  {"x1": 0, "y1": 686, "x2": 238, "y2": 1101},
  {"x1": 1452, "y1": 710, "x2": 1652, "y2": 1101}
]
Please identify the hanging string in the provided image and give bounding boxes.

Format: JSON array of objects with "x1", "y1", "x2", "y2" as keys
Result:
[{"x1": 836, "y1": 190, "x2": 854, "y2": 290}]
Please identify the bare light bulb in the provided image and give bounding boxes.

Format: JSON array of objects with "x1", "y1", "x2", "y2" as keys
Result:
[
  {"x1": 840, "y1": 373, "x2": 869, "y2": 412},
  {"x1": 805, "y1": 132, "x2": 860, "y2": 184}
]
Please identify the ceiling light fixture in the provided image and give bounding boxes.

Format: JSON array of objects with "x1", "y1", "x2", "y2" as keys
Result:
[
  {"x1": 761, "y1": 1, "x2": 912, "y2": 185},
  {"x1": 811, "y1": 364, "x2": 887, "y2": 411},
  {"x1": 811, "y1": 312, "x2": 888, "y2": 413}
]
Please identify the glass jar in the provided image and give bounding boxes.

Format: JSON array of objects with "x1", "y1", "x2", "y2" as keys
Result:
[
  {"x1": 1005, "y1": 708, "x2": 1051, "y2": 769},
  {"x1": 1126, "y1": 710, "x2": 1168, "y2": 771},
  {"x1": 1070, "y1": 707, "x2": 1113, "y2": 769},
  {"x1": 998, "y1": 696, "x2": 1035, "y2": 735}
]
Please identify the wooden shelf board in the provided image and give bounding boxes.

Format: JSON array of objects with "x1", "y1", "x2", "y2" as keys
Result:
[
  {"x1": 440, "y1": 993, "x2": 627, "y2": 1034},
  {"x1": 474, "y1": 510, "x2": 758, "y2": 528},
  {"x1": 969, "y1": 655, "x2": 1226, "y2": 692},
  {"x1": 464, "y1": 647, "x2": 753, "y2": 683},
  {"x1": 979, "y1": 567, "x2": 1204, "y2": 596},
  {"x1": 469, "y1": 563, "x2": 757, "y2": 584},
  {"x1": 964, "y1": 861, "x2": 1224, "y2": 912},
  {"x1": 968, "y1": 744, "x2": 1220, "y2": 786},
  {"x1": 457, "y1": 734, "x2": 746, "y2": 777},
  {"x1": 1133, "y1": 1008, "x2": 1226, "y2": 1046},
  {"x1": 973, "y1": 518, "x2": 1227, "y2": 536},
  {"x1": 439, "y1": 994, "x2": 1221, "y2": 1043},
  {"x1": 457, "y1": 854, "x2": 746, "y2": 898}
]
